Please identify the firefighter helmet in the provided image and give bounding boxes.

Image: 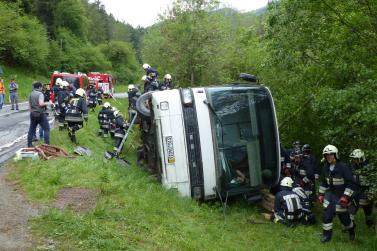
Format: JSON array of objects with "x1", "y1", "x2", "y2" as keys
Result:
[
  {"x1": 164, "y1": 74, "x2": 172, "y2": 81},
  {"x1": 323, "y1": 145, "x2": 338, "y2": 159},
  {"x1": 75, "y1": 88, "x2": 86, "y2": 97},
  {"x1": 142, "y1": 63, "x2": 150, "y2": 70},
  {"x1": 302, "y1": 144, "x2": 311, "y2": 153},
  {"x1": 292, "y1": 140, "x2": 302, "y2": 147},
  {"x1": 349, "y1": 149, "x2": 365, "y2": 162},
  {"x1": 128, "y1": 84, "x2": 135, "y2": 91},
  {"x1": 55, "y1": 78, "x2": 63, "y2": 85},
  {"x1": 103, "y1": 102, "x2": 111, "y2": 108},
  {"x1": 60, "y1": 81, "x2": 69, "y2": 89},
  {"x1": 280, "y1": 177, "x2": 294, "y2": 188},
  {"x1": 114, "y1": 110, "x2": 121, "y2": 117}
]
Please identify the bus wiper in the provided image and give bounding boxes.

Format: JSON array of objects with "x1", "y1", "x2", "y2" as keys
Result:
[
  {"x1": 203, "y1": 100, "x2": 220, "y2": 121},
  {"x1": 203, "y1": 100, "x2": 225, "y2": 149}
]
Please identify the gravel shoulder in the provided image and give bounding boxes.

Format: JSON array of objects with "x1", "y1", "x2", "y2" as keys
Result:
[{"x1": 0, "y1": 167, "x2": 39, "y2": 251}]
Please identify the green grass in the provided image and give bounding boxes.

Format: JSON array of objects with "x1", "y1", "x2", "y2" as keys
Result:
[
  {"x1": 0, "y1": 65, "x2": 49, "y2": 102},
  {"x1": 114, "y1": 84, "x2": 128, "y2": 93},
  {"x1": 6, "y1": 98, "x2": 377, "y2": 250}
]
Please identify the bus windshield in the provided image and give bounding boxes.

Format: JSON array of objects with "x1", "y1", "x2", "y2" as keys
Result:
[{"x1": 206, "y1": 86, "x2": 279, "y2": 190}]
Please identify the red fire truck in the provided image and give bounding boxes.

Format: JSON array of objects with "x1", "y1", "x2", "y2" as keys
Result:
[
  {"x1": 87, "y1": 72, "x2": 115, "y2": 98},
  {"x1": 49, "y1": 72, "x2": 89, "y2": 102}
]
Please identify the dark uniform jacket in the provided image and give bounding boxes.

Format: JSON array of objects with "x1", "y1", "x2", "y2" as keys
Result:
[
  {"x1": 350, "y1": 162, "x2": 369, "y2": 191},
  {"x1": 274, "y1": 187, "x2": 303, "y2": 221},
  {"x1": 319, "y1": 160, "x2": 355, "y2": 198},
  {"x1": 114, "y1": 115, "x2": 128, "y2": 138},
  {"x1": 65, "y1": 97, "x2": 88, "y2": 122},
  {"x1": 159, "y1": 82, "x2": 173, "y2": 90},
  {"x1": 57, "y1": 89, "x2": 70, "y2": 112},
  {"x1": 98, "y1": 107, "x2": 111, "y2": 129}
]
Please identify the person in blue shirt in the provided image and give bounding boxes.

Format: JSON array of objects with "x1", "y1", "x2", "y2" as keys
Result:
[{"x1": 9, "y1": 78, "x2": 19, "y2": 110}]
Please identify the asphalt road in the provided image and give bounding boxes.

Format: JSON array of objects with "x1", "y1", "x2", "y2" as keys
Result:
[
  {"x1": 0, "y1": 107, "x2": 55, "y2": 165},
  {"x1": 0, "y1": 93, "x2": 127, "y2": 165}
]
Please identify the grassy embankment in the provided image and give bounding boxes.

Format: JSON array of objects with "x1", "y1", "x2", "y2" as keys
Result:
[
  {"x1": 0, "y1": 65, "x2": 49, "y2": 102},
  {"x1": 6, "y1": 97, "x2": 377, "y2": 250}
]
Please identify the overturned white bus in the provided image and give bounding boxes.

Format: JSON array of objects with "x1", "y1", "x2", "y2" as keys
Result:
[{"x1": 136, "y1": 74, "x2": 280, "y2": 201}]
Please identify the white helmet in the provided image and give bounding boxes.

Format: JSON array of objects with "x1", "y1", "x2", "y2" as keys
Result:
[
  {"x1": 75, "y1": 88, "x2": 86, "y2": 97},
  {"x1": 128, "y1": 84, "x2": 135, "y2": 91},
  {"x1": 61, "y1": 81, "x2": 69, "y2": 87},
  {"x1": 55, "y1": 78, "x2": 63, "y2": 85},
  {"x1": 349, "y1": 149, "x2": 365, "y2": 161},
  {"x1": 142, "y1": 63, "x2": 150, "y2": 70},
  {"x1": 280, "y1": 177, "x2": 294, "y2": 188},
  {"x1": 164, "y1": 74, "x2": 172, "y2": 81},
  {"x1": 114, "y1": 110, "x2": 121, "y2": 117},
  {"x1": 323, "y1": 144, "x2": 338, "y2": 159},
  {"x1": 103, "y1": 102, "x2": 111, "y2": 108}
]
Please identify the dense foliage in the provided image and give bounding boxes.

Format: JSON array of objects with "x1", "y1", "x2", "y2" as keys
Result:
[
  {"x1": 0, "y1": 0, "x2": 143, "y2": 83},
  {"x1": 142, "y1": 0, "x2": 377, "y2": 194}
]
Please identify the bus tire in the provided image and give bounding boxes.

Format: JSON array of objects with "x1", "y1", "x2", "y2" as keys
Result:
[{"x1": 136, "y1": 92, "x2": 154, "y2": 118}]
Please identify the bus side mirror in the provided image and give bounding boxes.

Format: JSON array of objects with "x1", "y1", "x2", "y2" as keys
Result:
[{"x1": 239, "y1": 73, "x2": 257, "y2": 82}]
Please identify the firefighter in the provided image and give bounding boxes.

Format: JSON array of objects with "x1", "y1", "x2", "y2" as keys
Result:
[
  {"x1": 348, "y1": 149, "x2": 374, "y2": 226},
  {"x1": 302, "y1": 144, "x2": 318, "y2": 200},
  {"x1": 142, "y1": 64, "x2": 159, "y2": 93},
  {"x1": 127, "y1": 84, "x2": 139, "y2": 109},
  {"x1": 68, "y1": 82, "x2": 76, "y2": 98},
  {"x1": 142, "y1": 63, "x2": 159, "y2": 81},
  {"x1": 318, "y1": 145, "x2": 356, "y2": 243},
  {"x1": 109, "y1": 106, "x2": 117, "y2": 138},
  {"x1": 273, "y1": 177, "x2": 303, "y2": 226},
  {"x1": 65, "y1": 88, "x2": 88, "y2": 143},
  {"x1": 280, "y1": 144, "x2": 292, "y2": 177},
  {"x1": 289, "y1": 140, "x2": 302, "y2": 161},
  {"x1": 113, "y1": 110, "x2": 129, "y2": 153},
  {"x1": 127, "y1": 84, "x2": 140, "y2": 122},
  {"x1": 160, "y1": 74, "x2": 174, "y2": 90},
  {"x1": 98, "y1": 102, "x2": 112, "y2": 138},
  {"x1": 57, "y1": 81, "x2": 70, "y2": 130},
  {"x1": 293, "y1": 148, "x2": 315, "y2": 202},
  {"x1": 142, "y1": 75, "x2": 149, "y2": 93},
  {"x1": 52, "y1": 78, "x2": 62, "y2": 118},
  {"x1": 292, "y1": 185, "x2": 316, "y2": 225},
  {"x1": 42, "y1": 83, "x2": 50, "y2": 103},
  {"x1": 97, "y1": 84, "x2": 104, "y2": 105},
  {"x1": 87, "y1": 84, "x2": 97, "y2": 112}
]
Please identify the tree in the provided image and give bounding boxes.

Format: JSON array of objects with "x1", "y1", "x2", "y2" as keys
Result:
[
  {"x1": 0, "y1": 2, "x2": 49, "y2": 71},
  {"x1": 54, "y1": 0, "x2": 88, "y2": 39},
  {"x1": 98, "y1": 41, "x2": 140, "y2": 84},
  {"x1": 142, "y1": 0, "x2": 226, "y2": 87}
]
